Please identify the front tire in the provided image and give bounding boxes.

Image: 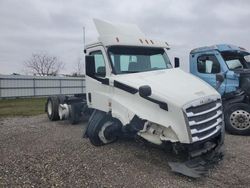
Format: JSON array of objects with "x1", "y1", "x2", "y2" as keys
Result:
[
  {"x1": 87, "y1": 110, "x2": 121, "y2": 146},
  {"x1": 225, "y1": 103, "x2": 250, "y2": 135}
]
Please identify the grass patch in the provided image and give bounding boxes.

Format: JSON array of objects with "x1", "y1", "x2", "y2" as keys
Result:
[{"x1": 0, "y1": 98, "x2": 46, "y2": 117}]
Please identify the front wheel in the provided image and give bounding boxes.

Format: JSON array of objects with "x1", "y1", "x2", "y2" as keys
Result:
[
  {"x1": 224, "y1": 103, "x2": 250, "y2": 135},
  {"x1": 87, "y1": 110, "x2": 122, "y2": 146}
]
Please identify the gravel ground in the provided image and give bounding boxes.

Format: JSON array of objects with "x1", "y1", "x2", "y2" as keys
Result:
[{"x1": 0, "y1": 115, "x2": 250, "y2": 188}]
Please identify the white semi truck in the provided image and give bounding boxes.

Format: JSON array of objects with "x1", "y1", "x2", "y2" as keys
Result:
[{"x1": 45, "y1": 19, "x2": 224, "y2": 178}]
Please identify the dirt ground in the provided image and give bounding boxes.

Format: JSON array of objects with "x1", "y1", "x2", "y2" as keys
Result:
[{"x1": 0, "y1": 115, "x2": 250, "y2": 188}]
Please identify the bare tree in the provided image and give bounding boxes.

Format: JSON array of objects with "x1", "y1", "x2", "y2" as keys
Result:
[
  {"x1": 72, "y1": 57, "x2": 84, "y2": 76},
  {"x1": 24, "y1": 53, "x2": 64, "y2": 76}
]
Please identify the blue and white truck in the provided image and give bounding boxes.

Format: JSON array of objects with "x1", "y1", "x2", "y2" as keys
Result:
[{"x1": 183, "y1": 44, "x2": 250, "y2": 135}]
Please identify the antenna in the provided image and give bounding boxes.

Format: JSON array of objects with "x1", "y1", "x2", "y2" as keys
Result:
[
  {"x1": 83, "y1": 26, "x2": 85, "y2": 50},
  {"x1": 82, "y1": 26, "x2": 86, "y2": 75}
]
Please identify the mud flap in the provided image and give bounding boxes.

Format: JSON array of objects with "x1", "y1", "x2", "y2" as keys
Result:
[{"x1": 168, "y1": 144, "x2": 224, "y2": 178}]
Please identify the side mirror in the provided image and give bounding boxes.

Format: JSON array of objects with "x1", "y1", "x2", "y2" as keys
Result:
[
  {"x1": 174, "y1": 57, "x2": 180, "y2": 68},
  {"x1": 216, "y1": 73, "x2": 225, "y2": 83},
  {"x1": 215, "y1": 73, "x2": 225, "y2": 90},
  {"x1": 139, "y1": 85, "x2": 152, "y2": 98},
  {"x1": 85, "y1": 55, "x2": 95, "y2": 77}
]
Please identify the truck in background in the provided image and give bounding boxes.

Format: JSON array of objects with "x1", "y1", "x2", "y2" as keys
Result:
[
  {"x1": 45, "y1": 19, "x2": 225, "y2": 178},
  {"x1": 186, "y1": 44, "x2": 250, "y2": 135}
]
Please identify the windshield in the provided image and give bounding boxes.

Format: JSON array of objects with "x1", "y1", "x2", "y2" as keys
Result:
[
  {"x1": 245, "y1": 55, "x2": 250, "y2": 64},
  {"x1": 221, "y1": 51, "x2": 250, "y2": 70},
  {"x1": 108, "y1": 46, "x2": 172, "y2": 74}
]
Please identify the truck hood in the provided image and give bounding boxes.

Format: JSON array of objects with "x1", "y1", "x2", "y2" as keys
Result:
[{"x1": 113, "y1": 68, "x2": 219, "y2": 107}]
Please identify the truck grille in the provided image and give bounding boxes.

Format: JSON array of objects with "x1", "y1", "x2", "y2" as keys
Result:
[{"x1": 184, "y1": 97, "x2": 223, "y2": 142}]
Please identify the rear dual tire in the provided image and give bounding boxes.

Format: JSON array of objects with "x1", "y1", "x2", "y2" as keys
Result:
[
  {"x1": 46, "y1": 95, "x2": 84, "y2": 125},
  {"x1": 68, "y1": 103, "x2": 81, "y2": 125},
  {"x1": 46, "y1": 96, "x2": 60, "y2": 121}
]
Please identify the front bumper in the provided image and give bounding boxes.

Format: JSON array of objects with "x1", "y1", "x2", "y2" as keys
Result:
[
  {"x1": 168, "y1": 129, "x2": 224, "y2": 178},
  {"x1": 172, "y1": 127, "x2": 224, "y2": 158}
]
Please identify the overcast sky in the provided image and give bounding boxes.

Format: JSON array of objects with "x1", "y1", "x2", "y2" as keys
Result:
[{"x1": 0, "y1": 0, "x2": 250, "y2": 74}]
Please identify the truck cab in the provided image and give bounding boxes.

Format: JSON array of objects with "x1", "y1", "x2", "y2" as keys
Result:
[
  {"x1": 83, "y1": 20, "x2": 225, "y2": 177},
  {"x1": 190, "y1": 44, "x2": 250, "y2": 135},
  {"x1": 46, "y1": 19, "x2": 225, "y2": 178}
]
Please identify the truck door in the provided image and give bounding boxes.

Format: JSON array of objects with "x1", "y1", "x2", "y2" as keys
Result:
[
  {"x1": 194, "y1": 54, "x2": 226, "y2": 94},
  {"x1": 85, "y1": 47, "x2": 111, "y2": 112}
]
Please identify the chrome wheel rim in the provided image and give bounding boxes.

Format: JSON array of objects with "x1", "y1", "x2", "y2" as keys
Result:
[
  {"x1": 47, "y1": 101, "x2": 52, "y2": 116},
  {"x1": 230, "y1": 110, "x2": 250, "y2": 130},
  {"x1": 98, "y1": 121, "x2": 116, "y2": 144},
  {"x1": 58, "y1": 105, "x2": 63, "y2": 119}
]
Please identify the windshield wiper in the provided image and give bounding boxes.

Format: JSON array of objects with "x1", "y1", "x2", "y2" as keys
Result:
[
  {"x1": 120, "y1": 71, "x2": 140, "y2": 73},
  {"x1": 233, "y1": 66, "x2": 243, "y2": 69}
]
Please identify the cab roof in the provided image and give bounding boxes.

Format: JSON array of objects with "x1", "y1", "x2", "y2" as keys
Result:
[
  {"x1": 85, "y1": 19, "x2": 170, "y2": 50},
  {"x1": 190, "y1": 44, "x2": 250, "y2": 55}
]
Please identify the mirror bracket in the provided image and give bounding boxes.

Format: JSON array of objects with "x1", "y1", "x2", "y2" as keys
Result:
[{"x1": 174, "y1": 57, "x2": 180, "y2": 68}]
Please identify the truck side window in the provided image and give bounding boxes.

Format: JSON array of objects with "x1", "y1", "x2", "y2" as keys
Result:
[
  {"x1": 90, "y1": 51, "x2": 106, "y2": 77},
  {"x1": 197, "y1": 55, "x2": 220, "y2": 74}
]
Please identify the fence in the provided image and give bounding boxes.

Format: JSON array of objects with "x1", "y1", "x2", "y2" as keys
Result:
[{"x1": 0, "y1": 75, "x2": 86, "y2": 98}]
